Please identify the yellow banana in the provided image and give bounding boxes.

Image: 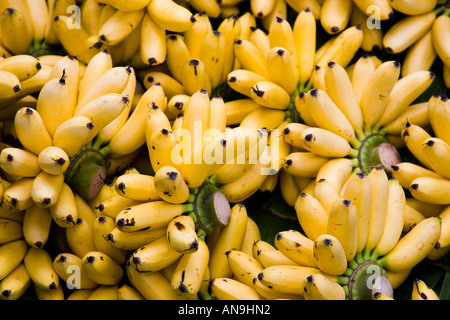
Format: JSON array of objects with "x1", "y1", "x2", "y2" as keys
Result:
[
  {"x1": 266, "y1": 47, "x2": 300, "y2": 95},
  {"x1": 81, "y1": 251, "x2": 123, "y2": 285},
  {"x1": 250, "y1": 80, "x2": 291, "y2": 110},
  {"x1": 65, "y1": 216, "x2": 96, "y2": 258},
  {"x1": 375, "y1": 70, "x2": 435, "y2": 129},
  {"x1": 294, "y1": 192, "x2": 329, "y2": 241},
  {"x1": 261, "y1": 0, "x2": 287, "y2": 31},
  {"x1": 431, "y1": 13, "x2": 450, "y2": 68},
  {"x1": 239, "y1": 106, "x2": 285, "y2": 131},
  {"x1": 13, "y1": 107, "x2": 53, "y2": 156},
  {"x1": 371, "y1": 178, "x2": 406, "y2": 260},
  {"x1": 227, "y1": 69, "x2": 267, "y2": 98},
  {"x1": 52, "y1": 116, "x2": 95, "y2": 157},
  {"x1": 0, "y1": 263, "x2": 31, "y2": 300},
  {"x1": 115, "y1": 200, "x2": 191, "y2": 232},
  {"x1": 106, "y1": 227, "x2": 166, "y2": 251},
  {"x1": 283, "y1": 151, "x2": 330, "y2": 178},
  {"x1": 383, "y1": 10, "x2": 438, "y2": 54},
  {"x1": 313, "y1": 178, "x2": 341, "y2": 213},
  {"x1": 349, "y1": 5, "x2": 383, "y2": 53},
  {"x1": 300, "y1": 127, "x2": 356, "y2": 158},
  {"x1": 293, "y1": 8, "x2": 316, "y2": 86},
  {"x1": 209, "y1": 203, "x2": 248, "y2": 279},
  {"x1": 381, "y1": 102, "x2": 430, "y2": 136},
  {"x1": 268, "y1": 16, "x2": 298, "y2": 67},
  {"x1": 320, "y1": 0, "x2": 354, "y2": 35},
  {"x1": 313, "y1": 234, "x2": 348, "y2": 276},
  {"x1": 253, "y1": 242, "x2": 298, "y2": 268},
  {"x1": 234, "y1": 39, "x2": 268, "y2": 79},
  {"x1": 274, "y1": 229, "x2": 317, "y2": 267},
  {"x1": 52, "y1": 253, "x2": 99, "y2": 290},
  {"x1": 165, "y1": 34, "x2": 191, "y2": 84},
  {"x1": 209, "y1": 277, "x2": 263, "y2": 300},
  {"x1": 92, "y1": 216, "x2": 128, "y2": 265},
  {"x1": 428, "y1": 94, "x2": 450, "y2": 145},
  {"x1": 147, "y1": 0, "x2": 193, "y2": 32},
  {"x1": 352, "y1": 0, "x2": 394, "y2": 20},
  {"x1": 390, "y1": 0, "x2": 437, "y2": 15},
  {"x1": 180, "y1": 58, "x2": 212, "y2": 96},
  {"x1": 129, "y1": 235, "x2": 182, "y2": 272},
  {"x1": 198, "y1": 29, "x2": 226, "y2": 90},
  {"x1": 154, "y1": 166, "x2": 190, "y2": 204},
  {"x1": 402, "y1": 121, "x2": 433, "y2": 170},
  {"x1": 102, "y1": 0, "x2": 150, "y2": 11},
  {"x1": 30, "y1": 171, "x2": 64, "y2": 208},
  {"x1": 23, "y1": 247, "x2": 59, "y2": 290},
  {"x1": 305, "y1": 88, "x2": 358, "y2": 144},
  {"x1": 402, "y1": 30, "x2": 437, "y2": 77},
  {"x1": 0, "y1": 5, "x2": 33, "y2": 55},
  {"x1": 378, "y1": 216, "x2": 441, "y2": 272},
  {"x1": 0, "y1": 218, "x2": 22, "y2": 245},
  {"x1": 117, "y1": 283, "x2": 145, "y2": 300},
  {"x1": 350, "y1": 53, "x2": 377, "y2": 103},
  {"x1": 139, "y1": 11, "x2": 166, "y2": 67},
  {"x1": 257, "y1": 264, "x2": 335, "y2": 296},
  {"x1": 2, "y1": 178, "x2": 34, "y2": 212},
  {"x1": 411, "y1": 279, "x2": 439, "y2": 300},
  {"x1": 359, "y1": 60, "x2": 401, "y2": 131},
  {"x1": 49, "y1": 183, "x2": 78, "y2": 228},
  {"x1": 249, "y1": 26, "x2": 270, "y2": 57},
  {"x1": 409, "y1": 176, "x2": 450, "y2": 205},
  {"x1": 22, "y1": 205, "x2": 52, "y2": 249},
  {"x1": 422, "y1": 137, "x2": 450, "y2": 179},
  {"x1": 324, "y1": 61, "x2": 364, "y2": 136},
  {"x1": 166, "y1": 214, "x2": 199, "y2": 254},
  {"x1": 0, "y1": 240, "x2": 28, "y2": 281},
  {"x1": 171, "y1": 237, "x2": 209, "y2": 295},
  {"x1": 1, "y1": 148, "x2": 41, "y2": 177},
  {"x1": 302, "y1": 273, "x2": 347, "y2": 300},
  {"x1": 114, "y1": 173, "x2": 160, "y2": 202},
  {"x1": 98, "y1": 8, "x2": 145, "y2": 46},
  {"x1": 0, "y1": 54, "x2": 41, "y2": 82}
]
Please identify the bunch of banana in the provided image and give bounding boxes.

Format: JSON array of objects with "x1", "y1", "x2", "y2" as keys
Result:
[
  {"x1": 380, "y1": 1, "x2": 450, "y2": 81},
  {"x1": 213, "y1": 165, "x2": 443, "y2": 300}
]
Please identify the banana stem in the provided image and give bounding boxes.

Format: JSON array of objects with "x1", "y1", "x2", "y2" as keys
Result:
[{"x1": 98, "y1": 144, "x2": 113, "y2": 157}]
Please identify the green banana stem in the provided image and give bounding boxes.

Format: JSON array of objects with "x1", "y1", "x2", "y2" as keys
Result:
[{"x1": 65, "y1": 148, "x2": 108, "y2": 201}]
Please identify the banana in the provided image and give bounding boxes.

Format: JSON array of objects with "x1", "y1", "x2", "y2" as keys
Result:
[
  {"x1": 409, "y1": 176, "x2": 450, "y2": 205},
  {"x1": 234, "y1": 39, "x2": 268, "y2": 79},
  {"x1": 2, "y1": 178, "x2": 34, "y2": 212},
  {"x1": 282, "y1": 151, "x2": 330, "y2": 178},
  {"x1": 154, "y1": 166, "x2": 190, "y2": 204},
  {"x1": 349, "y1": 5, "x2": 383, "y2": 53},
  {"x1": 147, "y1": 0, "x2": 193, "y2": 32},
  {"x1": 117, "y1": 283, "x2": 145, "y2": 300},
  {"x1": 102, "y1": 0, "x2": 150, "y2": 11},
  {"x1": 352, "y1": 0, "x2": 394, "y2": 21},
  {"x1": 81, "y1": 251, "x2": 123, "y2": 285},
  {"x1": 249, "y1": 26, "x2": 270, "y2": 57},
  {"x1": 0, "y1": 218, "x2": 22, "y2": 245},
  {"x1": 94, "y1": 192, "x2": 141, "y2": 220},
  {"x1": 52, "y1": 116, "x2": 95, "y2": 157},
  {"x1": 403, "y1": 204, "x2": 426, "y2": 233},
  {"x1": 198, "y1": 30, "x2": 226, "y2": 90},
  {"x1": 340, "y1": 172, "x2": 372, "y2": 257},
  {"x1": 0, "y1": 69, "x2": 21, "y2": 100},
  {"x1": 402, "y1": 121, "x2": 433, "y2": 169},
  {"x1": 106, "y1": 227, "x2": 166, "y2": 251},
  {"x1": 431, "y1": 13, "x2": 450, "y2": 68},
  {"x1": 253, "y1": 243, "x2": 298, "y2": 268},
  {"x1": 52, "y1": 15, "x2": 101, "y2": 64},
  {"x1": 183, "y1": 12, "x2": 212, "y2": 58},
  {"x1": 302, "y1": 273, "x2": 347, "y2": 300},
  {"x1": 300, "y1": 127, "x2": 356, "y2": 158},
  {"x1": 30, "y1": 171, "x2": 64, "y2": 208},
  {"x1": 362, "y1": 165, "x2": 389, "y2": 259},
  {"x1": 381, "y1": 102, "x2": 430, "y2": 136},
  {"x1": 52, "y1": 253, "x2": 99, "y2": 290},
  {"x1": 324, "y1": 61, "x2": 364, "y2": 136},
  {"x1": 273, "y1": 230, "x2": 316, "y2": 267},
  {"x1": 378, "y1": 216, "x2": 441, "y2": 272},
  {"x1": 268, "y1": 16, "x2": 298, "y2": 66},
  {"x1": 125, "y1": 259, "x2": 184, "y2": 300},
  {"x1": 139, "y1": 11, "x2": 166, "y2": 67},
  {"x1": 266, "y1": 47, "x2": 300, "y2": 95},
  {"x1": 22, "y1": 0, "x2": 48, "y2": 45},
  {"x1": 257, "y1": 264, "x2": 335, "y2": 296},
  {"x1": 180, "y1": 58, "x2": 212, "y2": 96},
  {"x1": 0, "y1": 240, "x2": 28, "y2": 280},
  {"x1": 98, "y1": 8, "x2": 144, "y2": 46},
  {"x1": 402, "y1": 30, "x2": 437, "y2": 77},
  {"x1": 249, "y1": 80, "x2": 291, "y2": 110},
  {"x1": 65, "y1": 217, "x2": 97, "y2": 258},
  {"x1": 165, "y1": 34, "x2": 191, "y2": 84},
  {"x1": 209, "y1": 203, "x2": 248, "y2": 279},
  {"x1": 50, "y1": 183, "x2": 78, "y2": 228},
  {"x1": 320, "y1": 0, "x2": 353, "y2": 35},
  {"x1": 226, "y1": 67, "x2": 266, "y2": 97},
  {"x1": 422, "y1": 137, "x2": 450, "y2": 179},
  {"x1": 305, "y1": 88, "x2": 358, "y2": 145},
  {"x1": 207, "y1": 94, "x2": 227, "y2": 137},
  {"x1": 282, "y1": 122, "x2": 310, "y2": 150},
  {"x1": 209, "y1": 277, "x2": 263, "y2": 300},
  {"x1": 390, "y1": 0, "x2": 437, "y2": 16},
  {"x1": 428, "y1": 94, "x2": 450, "y2": 145},
  {"x1": 114, "y1": 173, "x2": 160, "y2": 202},
  {"x1": 313, "y1": 178, "x2": 341, "y2": 213},
  {"x1": 292, "y1": 8, "x2": 316, "y2": 86},
  {"x1": 23, "y1": 247, "x2": 59, "y2": 290},
  {"x1": 86, "y1": 285, "x2": 119, "y2": 300},
  {"x1": 383, "y1": 10, "x2": 438, "y2": 54},
  {"x1": 80, "y1": 0, "x2": 104, "y2": 36},
  {"x1": 22, "y1": 205, "x2": 52, "y2": 249},
  {"x1": 115, "y1": 200, "x2": 192, "y2": 233},
  {"x1": 166, "y1": 214, "x2": 199, "y2": 254},
  {"x1": 279, "y1": 169, "x2": 303, "y2": 206},
  {"x1": 129, "y1": 235, "x2": 182, "y2": 272},
  {"x1": 294, "y1": 192, "x2": 329, "y2": 241},
  {"x1": 411, "y1": 279, "x2": 439, "y2": 300},
  {"x1": 370, "y1": 178, "x2": 406, "y2": 260},
  {"x1": 285, "y1": 0, "x2": 321, "y2": 19},
  {"x1": 13, "y1": 107, "x2": 53, "y2": 156},
  {"x1": 66, "y1": 289, "x2": 96, "y2": 300},
  {"x1": 444, "y1": 61, "x2": 450, "y2": 89},
  {"x1": 359, "y1": 60, "x2": 401, "y2": 131},
  {"x1": 76, "y1": 65, "x2": 132, "y2": 111},
  {"x1": 92, "y1": 216, "x2": 128, "y2": 265},
  {"x1": 375, "y1": 70, "x2": 435, "y2": 129},
  {"x1": 0, "y1": 55, "x2": 41, "y2": 82},
  {"x1": 350, "y1": 53, "x2": 377, "y2": 104},
  {"x1": 261, "y1": 0, "x2": 286, "y2": 31},
  {"x1": 250, "y1": 0, "x2": 276, "y2": 17},
  {"x1": 0, "y1": 6, "x2": 33, "y2": 55},
  {"x1": 313, "y1": 234, "x2": 348, "y2": 276},
  {"x1": 165, "y1": 93, "x2": 189, "y2": 120},
  {"x1": 171, "y1": 237, "x2": 209, "y2": 295},
  {"x1": 0, "y1": 263, "x2": 31, "y2": 300},
  {"x1": 142, "y1": 71, "x2": 186, "y2": 101}
]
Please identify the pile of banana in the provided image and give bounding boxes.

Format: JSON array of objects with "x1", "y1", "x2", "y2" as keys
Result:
[{"x1": 0, "y1": 0, "x2": 449, "y2": 301}]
